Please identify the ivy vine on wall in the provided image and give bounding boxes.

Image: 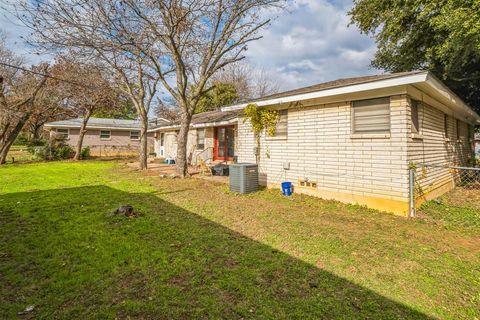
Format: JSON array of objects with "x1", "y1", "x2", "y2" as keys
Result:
[{"x1": 243, "y1": 103, "x2": 279, "y2": 163}]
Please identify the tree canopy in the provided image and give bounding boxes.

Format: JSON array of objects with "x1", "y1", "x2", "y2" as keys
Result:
[{"x1": 349, "y1": 0, "x2": 480, "y2": 112}]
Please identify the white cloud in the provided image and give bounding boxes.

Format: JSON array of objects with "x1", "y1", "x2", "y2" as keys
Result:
[
  {"x1": 0, "y1": 0, "x2": 380, "y2": 92},
  {"x1": 245, "y1": 0, "x2": 379, "y2": 91}
]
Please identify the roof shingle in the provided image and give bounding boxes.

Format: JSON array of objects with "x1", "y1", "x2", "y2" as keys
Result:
[{"x1": 45, "y1": 117, "x2": 169, "y2": 130}]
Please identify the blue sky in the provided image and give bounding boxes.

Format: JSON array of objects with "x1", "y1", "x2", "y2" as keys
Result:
[{"x1": 0, "y1": 0, "x2": 379, "y2": 91}]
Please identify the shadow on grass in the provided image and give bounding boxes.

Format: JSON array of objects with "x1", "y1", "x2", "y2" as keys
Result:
[{"x1": 0, "y1": 186, "x2": 431, "y2": 319}]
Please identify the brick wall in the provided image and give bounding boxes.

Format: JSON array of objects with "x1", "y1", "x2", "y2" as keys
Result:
[
  {"x1": 56, "y1": 128, "x2": 154, "y2": 156},
  {"x1": 406, "y1": 96, "x2": 474, "y2": 202},
  {"x1": 237, "y1": 96, "x2": 411, "y2": 213}
]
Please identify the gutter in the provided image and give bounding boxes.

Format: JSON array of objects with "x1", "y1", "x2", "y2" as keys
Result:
[{"x1": 424, "y1": 73, "x2": 480, "y2": 124}]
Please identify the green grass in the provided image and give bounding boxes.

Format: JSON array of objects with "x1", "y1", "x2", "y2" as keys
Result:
[
  {"x1": 1, "y1": 161, "x2": 479, "y2": 319},
  {"x1": 420, "y1": 188, "x2": 480, "y2": 232}
]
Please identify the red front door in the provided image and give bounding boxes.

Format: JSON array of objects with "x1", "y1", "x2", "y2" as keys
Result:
[{"x1": 214, "y1": 126, "x2": 235, "y2": 161}]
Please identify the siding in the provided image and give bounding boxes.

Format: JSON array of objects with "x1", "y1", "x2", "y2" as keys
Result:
[{"x1": 237, "y1": 95, "x2": 411, "y2": 209}]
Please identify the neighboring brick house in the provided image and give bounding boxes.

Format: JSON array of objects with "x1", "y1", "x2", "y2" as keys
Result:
[
  {"x1": 150, "y1": 71, "x2": 479, "y2": 215},
  {"x1": 44, "y1": 118, "x2": 163, "y2": 156}
]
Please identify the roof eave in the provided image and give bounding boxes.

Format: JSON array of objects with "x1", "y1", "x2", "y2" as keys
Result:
[
  {"x1": 44, "y1": 124, "x2": 142, "y2": 131},
  {"x1": 423, "y1": 73, "x2": 480, "y2": 124},
  {"x1": 221, "y1": 72, "x2": 429, "y2": 111},
  {"x1": 148, "y1": 118, "x2": 237, "y2": 132}
]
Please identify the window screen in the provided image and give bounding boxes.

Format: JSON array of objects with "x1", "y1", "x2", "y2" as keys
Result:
[
  {"x1": 56, "y1": 128, "x2": 69, "y2": 139},
  {"x1": 411, "y1": 100, "x2": 420, "y2": 133},
  {"x1": 352, "y1": 97, "x2": 390, "y2": 134},
  {"x1": 275, "y1": 109, "x2": 288, "y2": 138},
  {"x1": 100, "y1": 130, "x2": 111, "y2": 140},
  {"x1": 457, "y1": 120, "x2": 467, "y2": 141},
  {"x1": 130, "y1": 131, "x2": 140, "y2": 140},
  {"x1": 444, "y1": 114, "x2": 449, "y2": 138},
  {"x1": 196, "y1": 128, "x2": 205, "y2": 149}
]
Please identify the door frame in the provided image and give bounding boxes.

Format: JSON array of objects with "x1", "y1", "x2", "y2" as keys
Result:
[{"x1": 213, "y1": 126, "x2": 235, "y2": 161}]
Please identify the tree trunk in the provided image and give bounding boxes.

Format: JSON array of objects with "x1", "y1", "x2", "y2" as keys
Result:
[
  {"x1": 138, "y1": 113, "x2": 148, "y2": 170},
  {"x1": 176, "y1": 110, "x2": 193, "y2": 177},
  {"x1": 0, "y1": 112, "x2": 32, "y2": 164},
  {"x1": 73, "y1": 111, "x2": 91, "y2": 161},
  {"x1": 32, "y1": 124, "x2": 43, "y2": 140}
]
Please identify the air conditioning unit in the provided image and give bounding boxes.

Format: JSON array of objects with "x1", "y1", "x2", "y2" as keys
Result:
[{"x1": 229, "y1": 163, "x2": 259, "y2": 194}]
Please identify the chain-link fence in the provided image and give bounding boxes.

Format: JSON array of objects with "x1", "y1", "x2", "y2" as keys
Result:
[
  {"x1": 409, "y1": 163, "x2": 480, "y2": 217},
  {"x1": 88, "y1": 145, "x2": 140, "y2": 157}
]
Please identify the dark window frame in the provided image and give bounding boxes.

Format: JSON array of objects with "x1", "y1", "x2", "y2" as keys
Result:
[
  {"x1": 130, "y1": 130, "x2": 140, "y2": 140},
  {"x1": 411, "y1": 100, "x2": 420, "y2": 134},
  {"x1": 444, "y1": 114, "x2": 449, "y2": 139},
  {"x1": 56, "y1": 128, "x2": 69, "y2": 139},
  {"x1": 100, "y1": 130, "x2": 111, "y2": 140}
]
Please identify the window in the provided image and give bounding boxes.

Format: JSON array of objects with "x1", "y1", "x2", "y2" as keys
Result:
[
  {"x1": 352, "y1": 97, "x2": 390, "y2": 134},
  {"x1": 273, "y1": 109, "x2": 288, "y2": 138},
  {"x1": 130, "y1": 131, "x2": 140, "y2": 140},
  {"x1": 56, "y1": 128, "x2": 69, "y2": 139},
  {"x1": 196, "y1": 128, "x2": 205, "y2": 149},
  {"x1": 100, "y1": 130, "x2": 111, "y2": 140},
  {"x1": 444, "y1": 114, "x2": 449, "y2": 139},
  {"x1": 411, "y1": 100, "x2": 420, "y2": 133},
  {"x1": 456, "y1": 119, "x2": 462, "y2": 141}
]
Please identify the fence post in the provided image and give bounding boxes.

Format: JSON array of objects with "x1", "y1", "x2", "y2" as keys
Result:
[{"x1": 409, "y1": 168, "x2": 416, "y2": 218}]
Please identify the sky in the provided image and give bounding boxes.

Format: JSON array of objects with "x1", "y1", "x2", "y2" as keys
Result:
[{"x1": 0, "y1": 0, "x2": 379, "y2": 92}]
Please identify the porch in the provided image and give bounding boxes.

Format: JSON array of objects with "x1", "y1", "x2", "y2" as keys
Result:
[{"x1": 153, "y1": 124, "x2": 238, "y2": 166}]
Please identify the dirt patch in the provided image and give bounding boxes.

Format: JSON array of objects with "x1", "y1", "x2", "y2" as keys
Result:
[{"x1": 109, "y1": 271, "x2": 154, "y2": 304}]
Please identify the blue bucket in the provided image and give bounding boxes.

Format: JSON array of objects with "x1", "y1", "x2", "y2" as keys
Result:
[{"x1": 281, "y1": 181, "x2": 293, "y2": 196}]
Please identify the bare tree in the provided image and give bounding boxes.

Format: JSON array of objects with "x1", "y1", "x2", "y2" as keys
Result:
[
  {"x1": 213, "y1": 61, "x2": 280, "y2": 99},
  {"x1": 122, "y1": 0, "x2": 286, "y2": 176},
  {"x1": 14, "y1": 0, "x2": 285, "y2": 175},
  {"x1": 13, "y1": 1, "x2": 162, "y2": 169},
  {"x1": 154, "y1": 98, "x2": 180, "y2": 121},
  {"x1": 0, "y1": 31, "x2": 49, "y2": 163},
  {"x1": 24, "y1": 72, "x2": 75, "y2": 140},
  {"x1": 0, "y1": 65, "x2": 48, "y2": 164},
  {"x1": 49, "y1": 58, "x2": 120, "y2": 160}
]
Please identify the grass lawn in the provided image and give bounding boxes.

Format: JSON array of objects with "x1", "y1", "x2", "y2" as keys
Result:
[
  {"x1": 419, "y1": 188, "x2": 480, "y2": 232},
  {"x1": 1, "y1": 161, "x2": 479, "y2": 319}
]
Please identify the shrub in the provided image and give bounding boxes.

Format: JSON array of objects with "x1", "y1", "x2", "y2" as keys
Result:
[
  {"x1": 54, "y1": 145, "x2": 74, "y2": 160},
  {"x1": 30, "y1": 146, "x2": 48, "y2": 160},
  {"x1": 26, "y1": 138, "x2": 47, "y2": 154},
  {"x1": 13, "y1": 133, "x2": 30, "y2": 145},
  {"x1": 30, "y1": 138, "x2": 74, "y2": 161},
  {"x1": 80, "y1": 147, "x2": 90, "y2": 159}
]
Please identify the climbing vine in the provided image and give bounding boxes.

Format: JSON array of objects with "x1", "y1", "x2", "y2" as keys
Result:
[
  {"x1": 244, "y1": 103, "x2": 279, "y2": 137},
  {"x1": 243, "y1": 103, "x2": 279, "y2": 162}
]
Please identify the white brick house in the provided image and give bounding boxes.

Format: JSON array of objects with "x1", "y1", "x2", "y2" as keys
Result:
[
  {"x1": 152, "y1": 71, "x2": 480, "y2": 215},
  {"x1": 225, "y1": 71, "x2": 479, "y2": 214}
]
